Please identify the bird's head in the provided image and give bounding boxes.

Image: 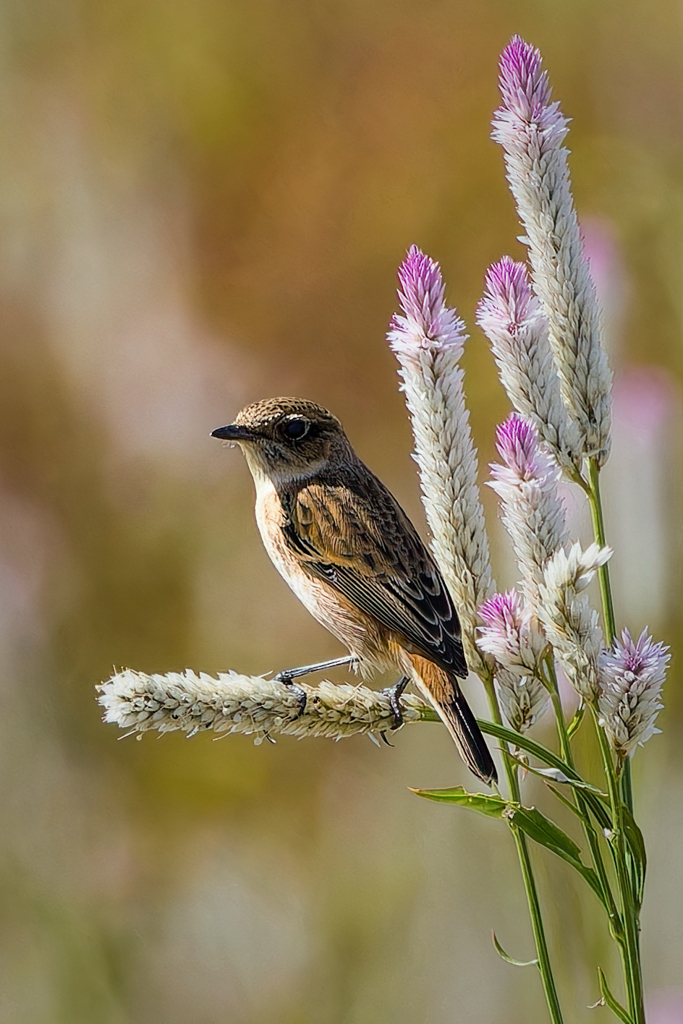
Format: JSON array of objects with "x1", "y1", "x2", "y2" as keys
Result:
[{"x1": 212, "y1": 398, "x2": 354, "y2": 484}]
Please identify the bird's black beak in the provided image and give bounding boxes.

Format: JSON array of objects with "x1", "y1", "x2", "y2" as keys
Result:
[{"x1": 211, "y1": 423, "x2": 255, "y2": 441}]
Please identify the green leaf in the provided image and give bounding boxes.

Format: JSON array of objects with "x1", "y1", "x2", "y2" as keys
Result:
[
  {"x1": 621, "y1": 805, "x2": 647, "y2": 907},
  {"x1": 546, "y1": 784, "x2": 585, "y2": 819},
  {"x1": 507, "y1": 804, "x2": 607, "y2": 908},
  {"x1": 409, "y1": 786, "x2": 506, "y2": 817},
  {"x1": 479, "y1": 721, "x2": 612, "y2": 830},
  {"x1": 479, "y1": 719, "x2": 572, "y2": 773},
  {"x1": 566, "y1": 701, "x2": 586, "y2": 740},
  {"x1": 581, "y1": 790, "x2": 613, "y2": 834},
  {"x1": 491, "y1": 931, "x2": 538, "y2": 968},
  {"x1": 417, "y1": 717, "x2": 607, "y2": 830},
  {"x1": 597, "y1": 968, "x2": 633, "y2": 1024},
  {"x1": 507, "y1": 804, "x2": 583, "y2": 860},
  {"x1": 505, "y1": 752, "x2": 606, "y2": 795},
  {"x1": 423, "y1": 716, "x2": 614, "y2": 832}
]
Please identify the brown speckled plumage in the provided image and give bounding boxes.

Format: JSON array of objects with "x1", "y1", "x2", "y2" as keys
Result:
[{"x1": 213, "y1": 398, "x2": 496, "y2": 784}]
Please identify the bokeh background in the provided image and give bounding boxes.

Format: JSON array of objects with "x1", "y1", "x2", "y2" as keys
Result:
[{"x1": 1, "y1": 1, "x2": 682, "y2": 1021}]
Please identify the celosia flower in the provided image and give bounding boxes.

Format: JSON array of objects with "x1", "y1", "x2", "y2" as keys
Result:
[
  {"x1": 388, "y1": 245, "x2": 495, "y2": 675},
  {"x1": 98, "y1": 669, "x2": 425, "y2": 741},
  {"x1": 493, "y1": 37, "x2": 612, "y2": 466},
  {"x1": 598, "y1": 629, "x2": 670, "y2": 758},
  {"x1": 478, "y1": 589, "x2": 547, "y2": 673},
  {"x1": 537, "y1": 542, "x2": 611, "y2": 699},
  {"x1": 489, "y1": 413, "x2": 567, "y2": 608},
  {"x1": 477, "y1": 257, "x2": 583, "y2": 479},
  {"x1": 495, "y1": 666, "x2": 549, "y2": 734}
]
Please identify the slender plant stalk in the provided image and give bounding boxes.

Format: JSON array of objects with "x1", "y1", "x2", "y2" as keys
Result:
[
  {"x1": 587, "y1": 458, "x2": 645, "y2": 1020},
  {"x1": 542, "y1": 657, "x2": 622, "y2": 942},
  {"x1": 482, "y1": 673, "x2": 566, "y2": 1024},
  {"x1": 591, "y1": 706, "x2": 645, "y2": 1024},
  {"x1": 587, "y1": 458, "x2": 617, "y2": 644},
  {"x1": 588, "y1": 459, "x2": 633, "y2": 842},
  {"x1": 587, "y1": 458, "x2": 637, "y2": 846}
]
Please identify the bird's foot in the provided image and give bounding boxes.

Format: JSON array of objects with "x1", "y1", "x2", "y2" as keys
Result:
[
  {"x1": 273, "y1": 675, "x2": 308, "y2": 718},
  {"x1": 274, "y1": 655, "x2": 361, "y2": 719},
  {"x1": 381, "y1": 675, "x2": 410, "y2": 730}
]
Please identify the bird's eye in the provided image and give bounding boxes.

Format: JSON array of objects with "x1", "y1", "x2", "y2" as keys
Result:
[{"x1": 282, "y1": 417, "x2": 310, "y2": 440}]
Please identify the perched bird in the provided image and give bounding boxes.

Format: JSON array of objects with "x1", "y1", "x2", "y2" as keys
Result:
[{"x1": 212, "y1": 397, "x2": 497, "y2": 784}]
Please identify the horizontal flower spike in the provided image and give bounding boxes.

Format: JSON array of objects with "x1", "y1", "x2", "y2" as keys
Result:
[
  {"x1": 98, "y1": 669, "x2": 425, "y2": 741},
  {"x1": 388, "y1": 245, "x2": 495, "y2": 676},
  {"x1": 493, "y1": 37, "x2": 612, "y2": 466},
  {"x1": 477, "y1": 257, "x2": 583, "y2": 479},
  {"x1": 598, "y1": 629, "x2": 670, "y2": 758}
]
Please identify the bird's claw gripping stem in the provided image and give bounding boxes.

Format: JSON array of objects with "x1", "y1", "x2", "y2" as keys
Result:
[
  {"x1": 382, "y1": 675, "x2": 410, "y2": 730},
  {"x1": 274, "y1": 655, "x2": 361, "y2": 719}
]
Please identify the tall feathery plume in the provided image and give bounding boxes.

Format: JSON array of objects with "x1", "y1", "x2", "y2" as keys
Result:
[
  {"x1": 98, "y1": 669, "x2": 426, "y2": 742},
  {"x1": 493, "y1": 36, "x2": 612, "y2": 466},
  {"x1": 598, "y1": 629, "x2": 670, "y2": 759},
  {"x1": 388, "y1": 245, "x2": 495, "y2": 675},
  {"x1": 478, "y1": 590, "x2": 550, "y2": 732},
  {"x1": 537, "y1": 542, "x2": 611, "y2": 700},
  {"x1": 477, "y1": 257, "x2": 583, "y2": 481},
  {"x1": 489, "y1": 413, "x2": 568, "y2": 610}
]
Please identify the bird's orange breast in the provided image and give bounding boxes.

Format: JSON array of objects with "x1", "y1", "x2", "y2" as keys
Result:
[{"x1": 253, "y1": 482, "x2": 392, "y2": 672}]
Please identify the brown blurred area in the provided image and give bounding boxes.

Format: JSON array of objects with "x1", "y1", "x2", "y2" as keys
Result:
[{"x1": 1, "y1": 1, "x2": 682, "y2": 1021}]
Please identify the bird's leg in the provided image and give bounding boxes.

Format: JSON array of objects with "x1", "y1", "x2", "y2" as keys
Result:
[
  {"x1": 382, "y1": 675, "x2": 410, "y2": 729},
  {"x1": 274, "y1": 655, "x2": 360, "y2": 717},
  {"x1": 275, "y1": 655, "x2": 360, "y2": 682}
]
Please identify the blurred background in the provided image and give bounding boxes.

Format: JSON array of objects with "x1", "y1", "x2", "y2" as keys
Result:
[{"x1": 0, "y1": 0, "x2": 682, "y2": 1021}]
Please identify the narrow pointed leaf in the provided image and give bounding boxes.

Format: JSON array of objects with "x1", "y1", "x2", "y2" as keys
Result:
[
  {"x1": 492, "y1": 931, "x2": 538, "y2": 968},
  {"x1": 567, "y1": 702, "x2": 586, "y2": 740},
  {"x1": 455, "y1": 716, "x2": 612, "y2": 831},
  {"x1": 505, "y1": 752, "x2": 605, "y2": 795},
  {"x1": 479, "y1": 719, "x2": 573, "y2": 773},
  {"x1": 480, "y1": 720, "x2": 612, "y2": 825},
  {"x1": 410, "y1": 786, "x2": 506, "y2": 817},
  {"x1": 507, "y1": 805, "x2": 607, "y2": 907},
  {"x1": 546, "y1": 784, "x2": 586, "y2": 820},
  {"x1": 507, "y1": 805, "x2": 582, "y2": 860},
  {"x1": 597, "y1": 968, "x2": 633, "y2": 1024},
  {"x1": 621, "y1": 805, "x2": 647, "y2": 907}
]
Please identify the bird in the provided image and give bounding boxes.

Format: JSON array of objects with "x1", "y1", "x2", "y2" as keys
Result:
[{"x1": 212, "y1": 397, "x2": 497, "y2": 785}]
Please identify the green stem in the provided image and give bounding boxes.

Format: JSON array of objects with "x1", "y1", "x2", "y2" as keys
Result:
[
  {"x1": 542, "y1": 659, "x2": 623, "y2": 942},
  {"x1": 587, "y1": 458, "x2": 617, "y2": 644},
  {"x1": 482, "y1": 674, "x2": 565, "y2": 1024},
  {"x1": 591, "y1": 706, "x2": 645, "y2": 1024},
  {"x1": 587, "y1": 460, "x2": 634, "y2": 823}
]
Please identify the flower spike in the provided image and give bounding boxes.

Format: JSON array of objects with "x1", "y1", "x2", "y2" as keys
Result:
[
  {"x1": 598, "y1": 629, "x2": 670, "y2": 758},
  {"x1": 389, "y1": 245, "x2": 495, "y2": 674},
  {"x1": 493, "y1": 37, "x2": 612, "y2": 466},
  {"x1": 477, "y1": 257, "x2": 583, "y2": 480}
]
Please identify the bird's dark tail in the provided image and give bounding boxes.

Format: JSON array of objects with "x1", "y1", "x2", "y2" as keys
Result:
[{"x1": 409, "y1": 656, "x2": 498, "y2": 785}]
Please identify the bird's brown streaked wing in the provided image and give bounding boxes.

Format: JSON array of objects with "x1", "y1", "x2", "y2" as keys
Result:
[{"x1": 281, "y1": 474, "x2": 468, "y2": 677}]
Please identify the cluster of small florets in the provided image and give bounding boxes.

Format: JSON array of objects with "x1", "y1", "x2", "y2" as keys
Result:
[
  {"x1": 99, "y1": 670, "x2": 425, "y2": 743},
  {"x1": 387, "y1": 36, "x2": 668, "y2": 749},
  {"x1": 389, "y1": 245, "x2": 494, "y2": 677},
  {"x1": 598, "y1": 630, "x2": 670, "y2": 759}
]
